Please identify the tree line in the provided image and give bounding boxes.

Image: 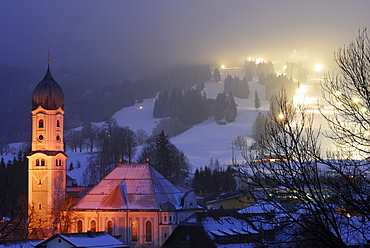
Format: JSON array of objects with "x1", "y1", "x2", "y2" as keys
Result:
[
  {"x1": 192, "y1": 165, "x2": 236, "y2": 195},
  {"x1": 224, "y1": 74, "x2": 250, "y2": 99},
  {"x1": 153, "y1": 88, "x2": 237, "y2": 128},
  {"x1": 242, "y1": 59, "x2": 275, "y2": 81}
]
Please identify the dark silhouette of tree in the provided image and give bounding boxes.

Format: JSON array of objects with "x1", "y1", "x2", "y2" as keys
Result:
[
  {"x1": 192, "y1": 166, "x2": 236, "y2": 194},
  {"x1": 225, "y1": 96, "x2": 237, "y2": 122},
  {"x1": 215, "y1": 92, "x2": 228, "y2": 120},
  {"x1": 135, "y1": 129, "x2": 148, "y2": 145},
  {"x1": 243, "y1": 59, "x2": 257, "y2": 81},
  {"x1": 0, "y1": 150, "x2": 28, "y2": 243},
  {"x1": 138, "y1": 130, "x2": 190, "y2": 183},
  {"x1": 213, "y1": 68, "x2": 221, "y2": 82},
  {"x1": 82, "y1": 122, "x2": 97, "y2": 152},
  {"x1": 224, "y1": 75, "x2": 250, "y2": 99},
  {"x1": 320, "y1": 28, "x2": 370, "y2": 154},
  {"x1": 254, "y1": 90, "x2": 261, "y2": 110},
  {"x1": 251, "y1": 112, "x2": 267, "y2": 145}
]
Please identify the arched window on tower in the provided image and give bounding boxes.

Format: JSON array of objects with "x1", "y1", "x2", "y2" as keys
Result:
[
  {"x1": 145, "y1": 221, "x2": 152, "y2": 242},
  {"x1": 56, "y1": 159, "x2": 62, "y2": 166},
  {"x1": 57, "y1": 120, "x2": 60, "y2": 127},
  {"x1": 41, "y1": 159, "x2": 45, "y2": 166},
  {"x1": 39, "y1": 119, "x2": 44, "y2": 128},
  {"x1": 90, "y1": 220, "x2": 96, "y2": 232},
  {"x1": 77, "y1": 220, "x2": 83, "y2": 233},
  {"x1": 131, "y1": 220, "x2": 138, "y2": 241},
  {"x1": 36, "y1": 159, "x2": 40, "y2": 166},
  {"x1": 107, "y1": 220, "x2": 113, "y2": 235}
]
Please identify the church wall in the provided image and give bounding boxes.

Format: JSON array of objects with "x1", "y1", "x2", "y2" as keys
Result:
[{"x1": 73, "y1": 210, "x2": 173, "y2": 247}]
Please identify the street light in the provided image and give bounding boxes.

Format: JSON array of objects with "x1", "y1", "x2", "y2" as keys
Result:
[{"x1": 314, "y1": 64, "x2": 323, "y2": 79}]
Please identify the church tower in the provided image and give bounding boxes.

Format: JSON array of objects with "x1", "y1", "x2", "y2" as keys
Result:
[{"x1": 27, "y1": 62, "x2": 67, "y2": 236}]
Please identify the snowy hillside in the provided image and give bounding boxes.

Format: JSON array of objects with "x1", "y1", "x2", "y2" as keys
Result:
[{"x1": 1, "y1": 67, "x2": 336, "y2": 186}]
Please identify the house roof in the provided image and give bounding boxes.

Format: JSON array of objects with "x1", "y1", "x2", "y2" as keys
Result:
[
  {"x1": 74, "y1": 163, "x2": 185, "y2": 210},
  {"x1": 164, "y1": 211, "x2": 260, "y2": 247},
  {"x1": 36, "y1": 231, "x2": 128, "y2": 248}
]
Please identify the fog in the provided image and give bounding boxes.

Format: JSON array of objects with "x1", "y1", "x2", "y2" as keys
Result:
[{"x1": 1, "y1": 0, "x2": 369, "y2": 79}]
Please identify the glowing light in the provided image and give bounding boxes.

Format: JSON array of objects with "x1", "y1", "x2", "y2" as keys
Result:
[
  {"x1": 256, "y1": 58, "x2": 264, "y2": 64},
  {"x1": 296, "y1": 87, "x2": 305, "y2": 95},
  {"x1": 361, "y1": 107, "x2": 367, "y2": 113},
  {"x1": 334, "y1": 91, "x2": 342, "y2": 96},
  {"x1": 364, "y1": 131, "x2": 370, "y2": 137},
  {"x1": 283, "y1": 65, "x2": 287, "y2": 70},
  {"x1": 353, "y1": 98, "x2": 360, "y2": 104},
  {"x1": 314, "y1": 64, "x2": 323, "y2": 72},
  {"x1": 278, "y1": 113, "x2": 285, "y2": 119},
  {"x1": 139, "y1": 106, "x2": 143, "y2": 109},
  {"x1": 220, "y1": 65, "x2": 226, "y2": 69}
]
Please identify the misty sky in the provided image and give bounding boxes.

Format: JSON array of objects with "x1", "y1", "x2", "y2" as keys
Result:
[{"x1": 1, "y1": 0, "x2": 369, "y2": 79}]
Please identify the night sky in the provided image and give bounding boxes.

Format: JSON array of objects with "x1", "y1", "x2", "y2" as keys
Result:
[{"x1": 1, "y1": 0, "x2": 369, "y2": 79}]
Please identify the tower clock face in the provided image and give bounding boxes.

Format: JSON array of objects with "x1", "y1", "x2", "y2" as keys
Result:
[{"x1": 37, "y1": 134, "x2": 44, "y2": 142}]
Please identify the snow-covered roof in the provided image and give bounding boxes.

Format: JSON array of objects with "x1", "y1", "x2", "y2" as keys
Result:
[
  {"x1": 36, "y1": 231, "x2": 128, "y2": 248},
  {"x1": 238, "y1": 201, "x2": 283, "y2": 214},
  {"x1": 74, "y1": 163, "x2": 185, "y2": 210},
  {"x1": 201, "y1": 215, "x2": 258, "y2": 240}
]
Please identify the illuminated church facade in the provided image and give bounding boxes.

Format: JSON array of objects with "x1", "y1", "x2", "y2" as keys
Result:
[{"x1": 28, "y1": 63, "x2": 198, "y2": 247}]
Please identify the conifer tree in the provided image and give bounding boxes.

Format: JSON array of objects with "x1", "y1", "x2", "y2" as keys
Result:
[
  {"x1": 213, "y1": 68, "x2": 221, "y2": 82},
  {"x1": 254, "y1": 90, "x2": 261, "y2": 110},
  {"x1": 138, "y1": 130, "x2": 190, "y2": 183}
]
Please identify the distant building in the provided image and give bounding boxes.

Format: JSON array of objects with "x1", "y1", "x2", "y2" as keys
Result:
[{"x1": 206, "y1": 192, "x2": 255, "y2": 210}]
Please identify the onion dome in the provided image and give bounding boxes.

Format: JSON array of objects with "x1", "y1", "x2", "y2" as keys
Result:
[{"x1": 32, "y1": 65, "x2": 64, "y2": 110}]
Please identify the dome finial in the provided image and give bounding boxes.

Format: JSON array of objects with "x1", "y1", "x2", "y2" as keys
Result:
[{"x1": 47, "y1": 50, "x2": 51, "y2": 64}]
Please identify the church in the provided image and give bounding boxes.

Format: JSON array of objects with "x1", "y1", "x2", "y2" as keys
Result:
[{"x1": 27, "y1": 62, "x2": 199, "y2": 247}]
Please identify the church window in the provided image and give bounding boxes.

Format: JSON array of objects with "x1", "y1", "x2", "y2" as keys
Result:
[
  {"x1": 107, "y1": 220, "x2": 113, "y2": 235},
  {"x1": 36, "y1": 159, "x2": 40, "y2": 166},
  {"x1": 164, "y1": 215, "x2": 167, "y2": 222},
  {"x1": 56, "y1": 159, "x2": 62, "y2": 166},
  {"x1": 38, "y1": 179, "x2": 42, "y2": 185},
  {"x1": 90, "y1": 220, "x2": 96, "y2": 232},
  {"x1": 77, "y1": 220, "x2": 83, "y2": 233},
  {"x1": 131, "y1": 220, "x2": 138, "y2": 241},
  {"x1": 39, "y1": 119, "x2": 44, "y2": 128},
  {"x1": 57, "y1": 120, "x2": 60, "y2": 127},
  {"x1": 41, "y1": 159, "x2": 45, "y2": 166},
  {"x1": 145, "y1": 221, "x2": 152, "y2": 241},
  {"x1": 38, "y1": 203, "x2": 42, "y2": 210},
  {"x1": 169, "y1": 216, "x2": 172, "y2": 222}
]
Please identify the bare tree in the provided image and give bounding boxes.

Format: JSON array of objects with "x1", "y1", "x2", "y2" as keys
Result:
[
  {"x1": 321, "y1": 27, "x2": 370, "y2": 156},
  {"x1": 238, "y1": 88, "x2": 370, "y2": 247},
  {"x1": 135, "y1": 129, "x2": 148, "y2": 145}
]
